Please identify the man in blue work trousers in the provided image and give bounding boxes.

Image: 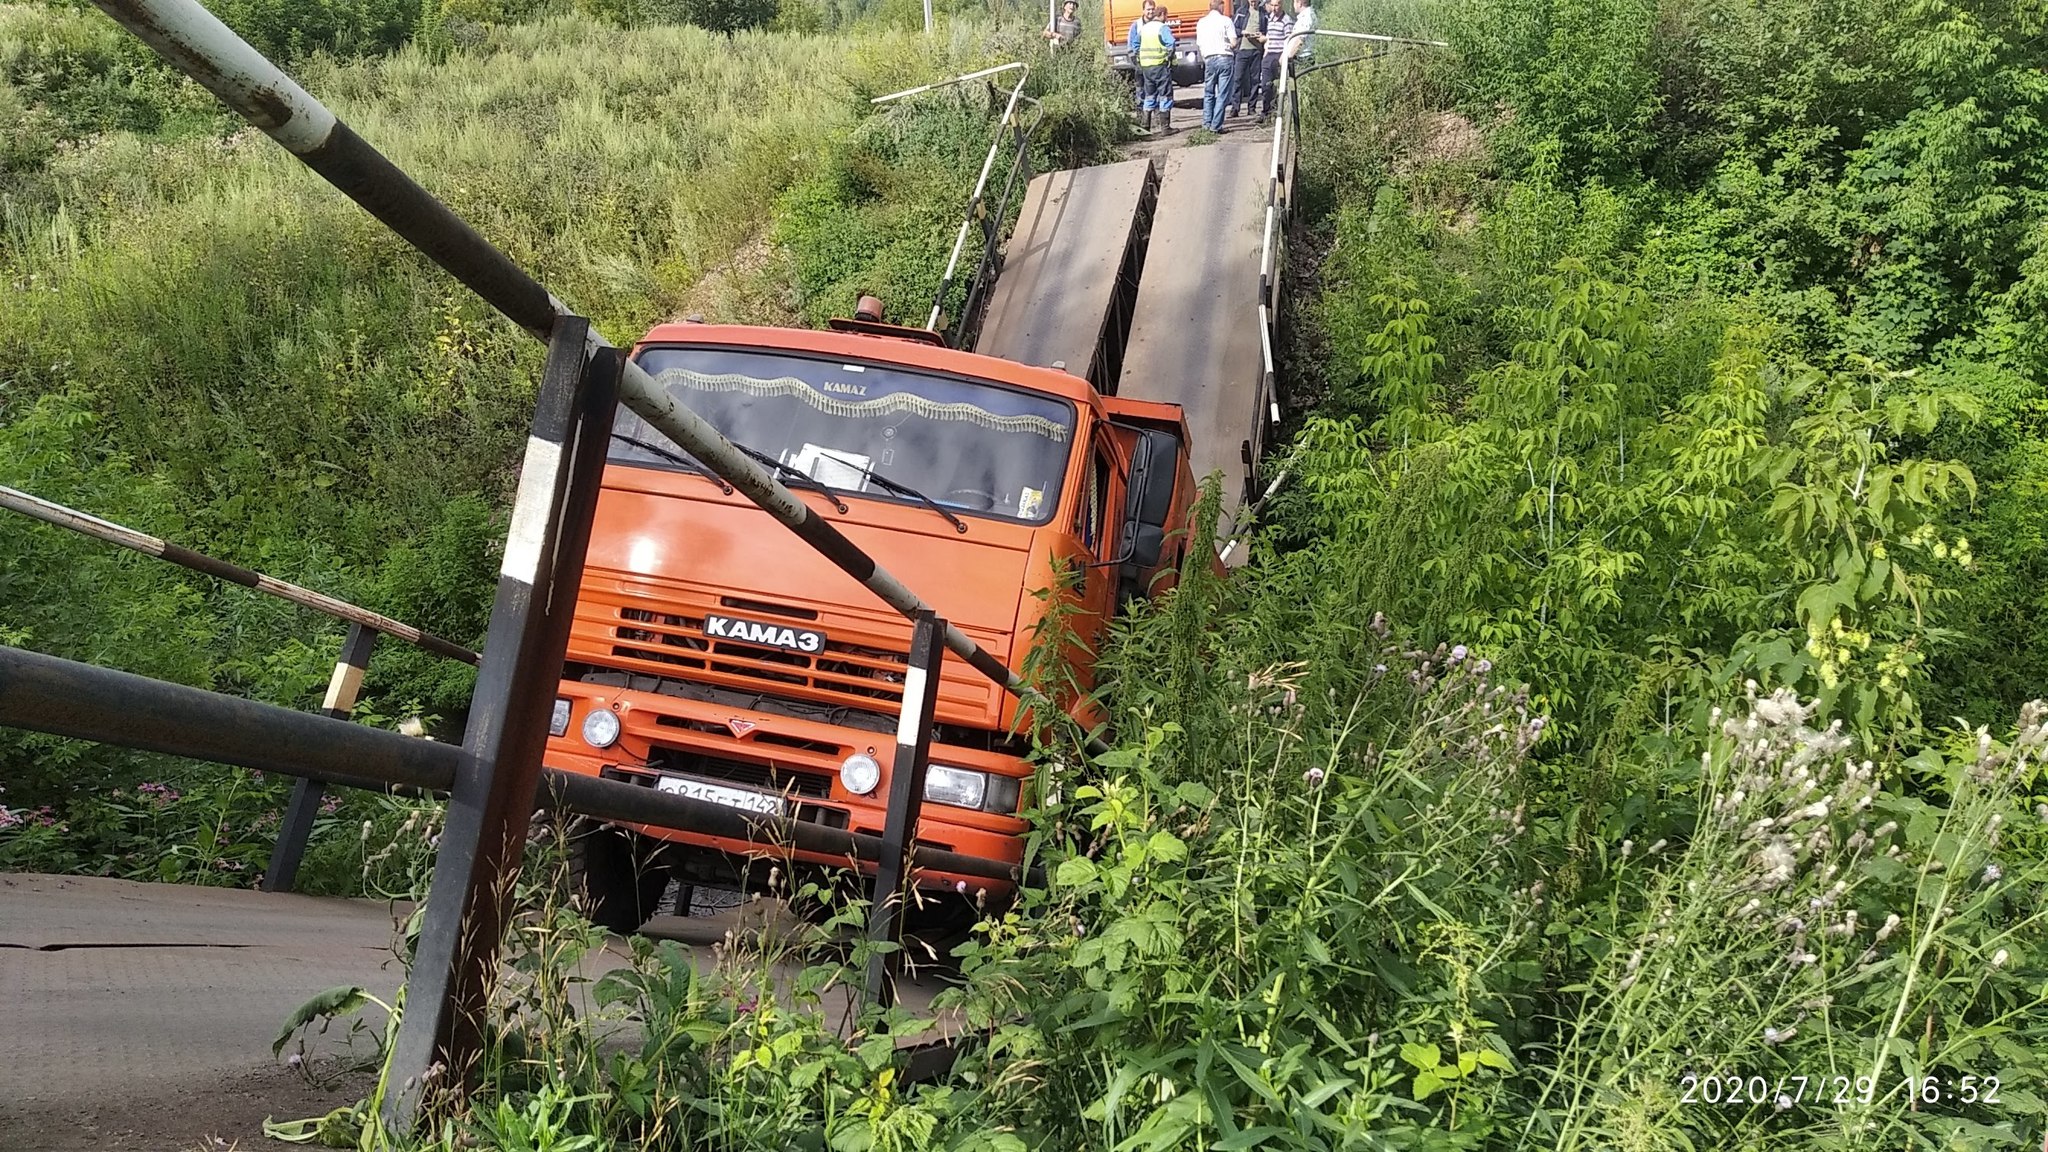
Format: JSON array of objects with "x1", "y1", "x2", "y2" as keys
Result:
[
  {"x1": 1195, "y1": 0, "x2": 1237, "y2": 132},
  {"x1": 1130, "y1": 0, "x2": 1177, "y2": 132}
]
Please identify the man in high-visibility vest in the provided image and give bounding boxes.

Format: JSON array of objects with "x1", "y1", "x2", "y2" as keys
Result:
[{"x1": 1129, "y1": 0, "x2": 1177, "y2": 132}]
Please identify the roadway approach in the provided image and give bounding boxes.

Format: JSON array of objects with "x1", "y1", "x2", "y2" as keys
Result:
[{"x1": 0, "y1": 874, "x2": 946, "y2": 1151}]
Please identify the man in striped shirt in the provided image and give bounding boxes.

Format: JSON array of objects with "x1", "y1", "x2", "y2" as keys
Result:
[{"x1": 1258, "y1": 0, "x2": 1288, "y2": 118}]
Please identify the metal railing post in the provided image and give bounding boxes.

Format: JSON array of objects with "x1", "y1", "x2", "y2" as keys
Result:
[
  {"x1": 263, "y1": 621, "x2": 378, "y2": 892},
  {"x1": 382, "y1": 317, "x2": 620, "y2": 1128},
  {"x1": 863, "y1": 611, "x2": 945, "y2": 1010}
]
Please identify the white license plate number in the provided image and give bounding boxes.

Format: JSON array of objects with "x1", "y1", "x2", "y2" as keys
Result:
[{"x1": 654, "y1": 775, "x2": 785, "y2": 817}]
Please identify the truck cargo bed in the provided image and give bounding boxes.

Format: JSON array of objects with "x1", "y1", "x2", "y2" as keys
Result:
[{"x1": 973, "y1": 157, "x2": 1157, "y2": 394}]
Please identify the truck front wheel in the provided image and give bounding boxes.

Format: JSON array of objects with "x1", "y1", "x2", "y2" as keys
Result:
[{"x1": 566, "y1": 820, "x2": 669, "y2": 934}]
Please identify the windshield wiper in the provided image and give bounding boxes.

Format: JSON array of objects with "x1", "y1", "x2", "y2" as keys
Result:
[
  {"x1": 828, "y1": 460, "x2": 970, "y2": 535},
  {"x1": 727, "y1": 442, "x2": 850, "y2": 514},
  {"x1": 610, "y1": 432, "x2": 731, "y2": 494}
]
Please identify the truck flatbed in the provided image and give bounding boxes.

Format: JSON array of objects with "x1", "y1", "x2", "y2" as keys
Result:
[
  {"x1": 1115, "y1": 139, "x2": 1270, "y2": 557},
  {"x1": 973, "y1": 157, "x2": 1156, "y2": 393}
]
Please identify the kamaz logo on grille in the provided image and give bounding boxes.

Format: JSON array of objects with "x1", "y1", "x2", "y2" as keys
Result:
[{"x1": 704, "y1": 614, "x2": 825, "y2": 654}]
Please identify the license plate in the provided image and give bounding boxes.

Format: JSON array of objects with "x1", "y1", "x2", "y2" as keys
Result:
[{"x1": 654, "y1": 775, "x2": 785, "y2": 817}]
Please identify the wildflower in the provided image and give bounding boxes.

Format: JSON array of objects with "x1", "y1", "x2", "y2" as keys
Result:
[
  {"x1": 1877, "y1": 913, "x2": 1901, "y2": 941},
  {"x1": 360, "y1": 820, "x2": 373, "y2": 843},
  {"x1": 1303, "y1": 766, "x2": 1325, "y2": 786},
  {"x1": 1775, "y1": 1094, "x2": 1794, "y2": 1112},
  {"x1": 1620, "y1": 840, "x2": 1633, "y2": 858},
  {"x1": 286, "y1": 1052, "x2": 303, "y2": 1068},
  {"x1": 1372, "y1": 663, "x2": 1388, "y2": 675},
  {"x1": 1992, "y1": 949, "x2": 2009, "y2": 969},
  {"x1": 955, "y1": 880, "x2": 969, "y2": 894},
  {"x1": 1763, "y1": 1026, "x2": 1794, "y2": 1044},
  {"x1": 1983, "y1": 863, "x2": 2003, "y2": 884},
  {"x1": 1450, "y1": 645, "x2": 1468, "y2": 663},
  {"x1": 1475, "y1": 659, "x2": 1493, "y2": 674},
  {"x1": 1647, "y1": 839, "x2": 1667, "y2": 855},
  {"x1": 399, "y1": 717, "x2": 427, "y2": 738}
]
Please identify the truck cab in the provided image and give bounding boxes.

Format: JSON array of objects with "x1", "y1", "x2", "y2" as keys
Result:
[{"x1": 544, "y1": 318, "x2": 1196, "y2": 931}]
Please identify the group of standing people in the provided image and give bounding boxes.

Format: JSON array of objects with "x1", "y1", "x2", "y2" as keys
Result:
[{"x1": 1115, "y1": 0, "x2": 1314, "y2": 134}]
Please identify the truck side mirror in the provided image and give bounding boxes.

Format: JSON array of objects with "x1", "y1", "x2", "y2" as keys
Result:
[{"x1": 1111, "y1": 428, "x2": 1182, "y2": 592}]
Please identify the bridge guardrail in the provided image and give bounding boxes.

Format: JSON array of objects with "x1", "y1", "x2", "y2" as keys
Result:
[{"x1": 1228, "y1": 30, "x2": 1447, "y2": 562}]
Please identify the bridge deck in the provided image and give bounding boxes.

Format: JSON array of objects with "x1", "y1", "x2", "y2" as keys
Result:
[
  {"x1": 0, "y1": 874, "x2": 944, "y2": 1150},
  {"x1": 973, "y1": 157, "x2": 1155, "y2": 393},
  {"x1": 1115, "y1": 138, "x2": 1270, "y2": 554}
]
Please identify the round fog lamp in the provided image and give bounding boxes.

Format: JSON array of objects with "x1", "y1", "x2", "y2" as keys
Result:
[
  {"x1": 581, "y1": 707, "x2": 621, "y2": 749},
  {"x1": 840, "y1": 752, "x2": 881, "y2": 796}
]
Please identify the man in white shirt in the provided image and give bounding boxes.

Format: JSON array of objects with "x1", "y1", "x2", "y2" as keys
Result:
[
  {"x1": 1283, "y1": 0, "x2": 1316, "y2": 73},
  {"x1": 1195, "y1": 0, "x2": 1238, "y2": 132}
]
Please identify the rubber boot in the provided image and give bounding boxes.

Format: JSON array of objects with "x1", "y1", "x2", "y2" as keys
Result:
[
  {"x1": 1160, "y1": 106, "x2": 1172, "y2": 133},
  {"x1": 1142, "y1": 109, "x2": 1154, "y2": 131}
]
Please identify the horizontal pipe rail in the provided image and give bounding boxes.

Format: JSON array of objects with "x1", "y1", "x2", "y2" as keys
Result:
[
  {"x1": 1312, "y1": 29, "x2": 1450, "y2": 46},
  {"x1": 0, "y1": 645, "x2": 1036, "y2": 886},
  {"x1": 88, "y1": 0, "x2": 1073, "y2": 739},
  {"x1": 872, "y1": 63, "x2": 1035, "y2": 333},
  {"x1": 0, "y1": 485, "x2": 478, "y2": 666}
]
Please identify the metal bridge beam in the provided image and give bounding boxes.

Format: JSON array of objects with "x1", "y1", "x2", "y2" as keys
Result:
[
  {"x1": 263, "y1": 621, "x2": 378, "y2": 892},
  {"x1": 0, "y1": 644, "x2": 1036, "y2": 888},
  {"x1": 381, "y1": 317, "x2": 619, "y2": 1124}
]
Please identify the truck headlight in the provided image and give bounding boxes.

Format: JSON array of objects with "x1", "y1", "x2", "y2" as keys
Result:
[
  {"x1": 840, "y1": 752, "x2": 881, "y2": 796},
  {"x1": 581, "y1": 707, "x2": 621, "y2": 749},
  {"x1": 550, "y1": 698, "x2": 572, "y2": 737},
  {"x1": 924, "y1": 764, "x2": 987, "y2": 809}
]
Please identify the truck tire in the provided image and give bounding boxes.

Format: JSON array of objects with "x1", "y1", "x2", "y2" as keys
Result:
[{"x1": 566, "y1": 821, "x2": 669, "y2": 935}]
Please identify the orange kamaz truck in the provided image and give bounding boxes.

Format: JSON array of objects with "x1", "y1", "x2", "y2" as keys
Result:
[
  {"x1": 545, "y1": 320, "x2": 1194, "y2": 930},
  {"x1": 542, "y1": 156, "x2": 1211, "y2": 931}
]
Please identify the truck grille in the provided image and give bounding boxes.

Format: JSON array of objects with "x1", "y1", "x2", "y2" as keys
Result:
[{"x1": 612, "y1": 606, "x2": 907, "y2": 715}]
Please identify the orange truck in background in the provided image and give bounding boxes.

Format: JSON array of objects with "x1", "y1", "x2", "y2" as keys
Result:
[
  {"x1": 1106, "y1": 0, "x2": 1206, "y2": 86},
  {"x1": 543, "y1": 310, "x2": 1199, "y2": 932}
]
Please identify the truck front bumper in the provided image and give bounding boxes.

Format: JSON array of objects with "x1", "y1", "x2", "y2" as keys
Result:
[{"x1": 545, "y1": 683, "x2": 1030, "y2": 897}]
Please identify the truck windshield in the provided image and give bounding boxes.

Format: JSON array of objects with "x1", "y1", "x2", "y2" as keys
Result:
[{"x1": 613, "y1": 346, "x2": 1076, "y2": 525}]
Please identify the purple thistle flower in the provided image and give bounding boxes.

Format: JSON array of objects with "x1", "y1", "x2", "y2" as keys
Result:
[
  {"x1": 1474, "y1": 659, "x2": 1493, "y2": 674},
  {"x1": 1450, "y1": 645, "x2": 1468, "y2": 663},
  {"x1": 1303, "y1": 766, "x2": 1325, "y2": 786}
]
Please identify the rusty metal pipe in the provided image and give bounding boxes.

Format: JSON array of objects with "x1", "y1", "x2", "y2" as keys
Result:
[
  {"x1": 0, "y1": 485, "x2": 478, "y2": 665},
  {"x1": 0, "y1": 644, "x2": 1038, "y2": 885},
  {"x1": 87, "y1": 0, "x2": 1070, "y2": 736}
]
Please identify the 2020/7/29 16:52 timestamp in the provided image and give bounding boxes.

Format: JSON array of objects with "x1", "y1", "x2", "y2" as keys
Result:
[{"x1": 1679, "y1": 1073, "x2": 2004, "y2": 1109}]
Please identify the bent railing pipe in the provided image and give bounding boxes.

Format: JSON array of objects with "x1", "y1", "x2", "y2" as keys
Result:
[
  {"x1": 0, "y1": 644, "x2": 1037, "y2": 886},
  {"x1": 88, "y1": 0, "x2": 1067, "y2": 735},
  {"x1": 872, "y1": 62, "x2": 1035, "y2": 333},
  {"x1": 0, "y1": 485, "x2": 478, "y2": 665}
]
